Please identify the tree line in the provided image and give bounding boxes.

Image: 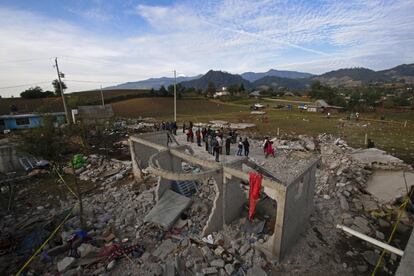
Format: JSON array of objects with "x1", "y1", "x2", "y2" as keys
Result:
[{"x1": 20, "y1": 79, "x2": 67, "y2": 99}]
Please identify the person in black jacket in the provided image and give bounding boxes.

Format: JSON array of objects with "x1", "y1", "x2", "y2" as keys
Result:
[
  {"x1": 225, "y1": 136, "x2": 231, "y2": 155},
  {"x1": 243, "y1": 138, "x2": 250, "y2": 157}
]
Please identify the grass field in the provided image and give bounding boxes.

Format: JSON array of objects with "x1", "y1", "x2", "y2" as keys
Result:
[{"x1": 112, "y1": 97, "x2": 414, "y2": 164}]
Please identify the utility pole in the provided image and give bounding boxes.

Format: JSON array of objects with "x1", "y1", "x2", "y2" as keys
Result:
[
  {"x1": 173, "y1": 70, "x2": 177, "y2": 122},
  {"x1": 55, "y1": 57, "x2": 70, "y2": 124},
  {"x1": 100, "y1": 85, "x2": 105, "y2": 106}
]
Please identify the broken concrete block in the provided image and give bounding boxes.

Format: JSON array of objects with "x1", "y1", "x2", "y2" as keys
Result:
[
  {"x1": 339, "y1": 195, "x2": 349, "y2": 210},
  {"x1": 152, "y1": 239, "x2": 177, "y2": 260},
  {"x1": 239, "y1": 244, "x2": 250, "y2": 256},
  {"x1": 144, "y1": 190, "x2": 192, "y2": 230},
  {"x1": 201, "y1": 246, "x2": 214, "y2": 261},
  {"x1": 202, "y1": 267, "x2": 218, "y2": 275},
  {"x1": 352, "y1": 217, "x2": 371, "y2": 234},
  {"x1": 163, "y1": 262, "x2": 175, "y2": 276},
  {"x1": 77, "y1": 243, "x2": 99, "y2": 258},
  {"x1": 57, "y1": 257, "x2": 75, "y2": 272},
  {"x1": 225, "y1": 263, "x2": 235, "y2": 275},
  {"x1": 210, "y1": 259, "x2": 225, "y2": 268},
  {"x1": 246, "y1": 266, "x2": 267, "y2": 276},
  {"x1": 214, "y1": 246, "x2": 225, "y2": 256}
]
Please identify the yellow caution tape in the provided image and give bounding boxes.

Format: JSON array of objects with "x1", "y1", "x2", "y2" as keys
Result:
[
  {"x1": 15, "y1": 208, "x2": 74, "y2": 276},
  {"x1": 371, "y1": 193, "x2": 412, "y2": 275},
  {"x1": 54, "y1": 167, "x2": 79, "y2": 199}
]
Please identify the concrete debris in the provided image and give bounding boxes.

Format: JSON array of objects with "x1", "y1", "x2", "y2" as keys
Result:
[
  {"x1": 351, "y1": 148, "x2": 404, "y2": 167},
  {"x1": 57, "y1": 257, "x2": 76, "y2": 272}
]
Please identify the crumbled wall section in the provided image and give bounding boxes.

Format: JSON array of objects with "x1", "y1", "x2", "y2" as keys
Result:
[
  {"x1": 202, "y1": 173, "x2": 224, "y2": 236},
  {"x1": 129, "y1": 131, "x2": 320, "y2": 261},
  {"x1": 279, "y1": 160, "x2": 318, "y2": 257},
  {"x1": 223, "y1": 174, "x2": 246, "y2": 224}
]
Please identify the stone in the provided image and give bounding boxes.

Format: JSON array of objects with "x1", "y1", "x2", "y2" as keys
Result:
[
  {"x1": 201, "y1": 246, "x2": 214, "y2": 261},
  {"x1": 202, "y1": 267, "x2": 218, "y2": 274},
  {"x1": 57, "y1": 257, "x2": 75, "y2": 272},
  {"x1": 357, "y1": 265, "x2": 368, "y2": 272},
  {"x1": 362, "y1": 251, "x2": 378, "y2": 266},
  {"x1": 152, "y1": 239, "x2": 177, "y2": 260},
  {"x1": 339, "y1": 195, "x2": 349, "y2": 210},
  {"x1": 107, "y1": 260, "x2": 116, "y2": 270},
  {"x1": 363, "y1": 200, "x2": 378, "y2": 212},
  {"x1": 375, "y1": 231, "x2": 385, "y2": 240},
  {"x1": 239, "y1": 244, "x2": 250, "y2": 256},
  {"x1": 246, "y1": 266, "x2": 267, "y2": 276},
  {"x1": 353, "y1": 217, "x2": 371, "y2": 234},
  {"x1": 225, "y1": 263, "x2": 235, "y2": 275},
  {"x1": 77, "y1": 243, "x2": 99, "y2": 258},
  {"x1": 214, "y1": 246, "x2": 225, "y2": 256},
  {"x1": 210, "y1": 259, "x2": 225, "y2": 268}
]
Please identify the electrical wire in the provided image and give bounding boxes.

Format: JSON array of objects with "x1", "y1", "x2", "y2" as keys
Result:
[
  {"x1": 0, "y1": 81, "x2": 52, "y2": 90},
  {"x1": 0, "y1": 57, "x2": 54, "y2": 65}
]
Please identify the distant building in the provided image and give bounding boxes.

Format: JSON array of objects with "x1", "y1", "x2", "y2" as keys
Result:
[
  {"x1": 0, "y1": 112, "x2": 66, "y2": 131},
  {"x1": 284, "y1": 92, "x2": 295, "y2": 97},
  {"x1": 213, "y1": 91, "x2": 230, "y2": 98},
  {"x1": 307, "y1": 99, "x2": 344, "y2": 113},
  {"x1": 72, "y1": 105, "x2": 114, "y2": 124},
  {"x1": 249, "y1": 91, "x2": 262, "y2": 98}
]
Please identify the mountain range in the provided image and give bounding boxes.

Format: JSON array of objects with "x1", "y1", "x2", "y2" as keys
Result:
[{"x1": 105, "y1": 63, "x2": 414, "y2": 91}]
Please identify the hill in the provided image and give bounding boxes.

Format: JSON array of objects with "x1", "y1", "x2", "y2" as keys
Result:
[
  {"x1": 253, "y1": 76, "x2": 310, "y2": 90},
  {"x1": 380, "y1": 63, "x2": 414, "y2": 83},
  {"x1": 242, "y1": 69, "x2": 313, "y2": 82},
  {"x1": 105, "y1": 75, "x2": 201, "y2": 90},
  {"x1": 313, "y1": 67, "x2": 392, "y2": 87},
  {"x1": 180, "y1": 70, "x2": 252, "y2": 90}
]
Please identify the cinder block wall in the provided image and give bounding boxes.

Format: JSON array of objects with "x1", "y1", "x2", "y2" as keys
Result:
[
  {"x1": 279, "y1": 162, "x2": 317, "y2": 257},
  {"x1": 224, "y1": 176, "x2": 246, "y2": 224}
]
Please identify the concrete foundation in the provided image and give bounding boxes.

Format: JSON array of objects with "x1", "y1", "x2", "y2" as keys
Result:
[{"x1": 129, "y1": 131, "x2": 319, "y2": 261}]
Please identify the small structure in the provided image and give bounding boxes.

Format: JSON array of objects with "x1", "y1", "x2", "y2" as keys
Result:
[
  {"x1": 249, "y1": 91, "x2": 262, "y2": 98},
  {"x1": 213, "y1": 87, "x2": 230, "y2": 98},
  {"x1": 72, "y1": 105, "x2": 114, "y2": 124},
  {"x1": 307, "y1": 99, "x2": 344, "y2": 113},
  {"x1": 0, "y1": 112, "x2": 66, "y2": 131},
  {"x1": 129, "y1": 131, "x2": 319, "y2": 261}
]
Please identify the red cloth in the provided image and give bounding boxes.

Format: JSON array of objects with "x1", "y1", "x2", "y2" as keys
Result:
[
  {"x1": 248, "y1": 172, "x2": 262, "y2": 221},
  {"x1": 265, "y1": 142, "x2": 275, "y2": 155}
]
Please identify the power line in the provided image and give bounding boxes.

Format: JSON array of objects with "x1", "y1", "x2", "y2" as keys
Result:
[
  {"x1": 65, "y1": 79, "x2": 120, "y2": 84},
  {"x1": 0, "y1": 81, "x2": 51, "y2": 90},
  {"x1": 0, "y1": 57, "x2": 54, "y2": 65}
]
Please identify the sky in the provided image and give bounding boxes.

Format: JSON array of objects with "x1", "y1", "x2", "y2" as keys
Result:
[{"x1": 0, "y1": 0, "x2": 413, "y2": 97}]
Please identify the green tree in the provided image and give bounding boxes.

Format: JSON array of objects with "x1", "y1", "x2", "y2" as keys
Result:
[
  {"x1": 158, "y1": 85, "x2": 168, "y2": 96},
  {"x1": 52, "y1": 79, "x2": 67, "y2": 96},
  {"x1": 206, "y1": 81, "x2": 216, "y2": 97},
  {"x1": 20, "y1": 86, "x2": 54, "y2": 99}
]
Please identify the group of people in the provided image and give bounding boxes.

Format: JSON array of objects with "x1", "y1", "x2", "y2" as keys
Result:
[
  {"x1": 154, "y1": 121, "x2": 178, "y2": 135},
  {"x1": 183, "y1": 123, "x2": 249, "y2": 162},
  {"x1": 182, "y1": 122, "x2": 276, "y2": 162}
]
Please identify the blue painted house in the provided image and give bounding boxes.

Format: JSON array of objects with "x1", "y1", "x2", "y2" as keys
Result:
[{"x1": 0, "y1": 112, "x2": 66, "y2": 130}]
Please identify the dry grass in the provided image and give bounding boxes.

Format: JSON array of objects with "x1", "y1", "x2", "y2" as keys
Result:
[{"x1": 114, "y1": 97, "x2": 414, "y2": 164}]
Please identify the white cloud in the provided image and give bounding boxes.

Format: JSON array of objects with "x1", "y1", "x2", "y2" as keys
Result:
[{"x1": 0, "y1": 0, "x2": 413, "y2": 97}]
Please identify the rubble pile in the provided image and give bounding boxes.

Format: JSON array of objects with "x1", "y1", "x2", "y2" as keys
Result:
[{"x1": 76, "y1": 155, "x2": 132, "y2": 185}]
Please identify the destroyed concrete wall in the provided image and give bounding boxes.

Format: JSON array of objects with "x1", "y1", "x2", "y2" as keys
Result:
[
  {"x1": 223, "y1": 175, "x2": 246, "y2": 224},
  {"x1": 279, "y1": 160, "x2": 318, "y2": 257},
  {"x1": 201, "y1": 173, "x2": 224, "y2": 236},
  {"x1": 0, "y1": 144, "x2": 22, "y2": 174},
  {"x1": 129, "y1": 131, "x2": 319, "y2": 261}
]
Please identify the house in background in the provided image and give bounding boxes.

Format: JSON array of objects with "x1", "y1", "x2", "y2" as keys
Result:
[
  {"x1": 72, "y1": 105, "x2": 114, "y2": 124},
  {"x1": 249, "y1": 91, "x2": 262, "y2": 98},
  {"x1": 0, "y1": 112, "x2": 66, "y2": 131},
  {"x1": 307, "y1": 99, "x2": 344, "y2": 113}
]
